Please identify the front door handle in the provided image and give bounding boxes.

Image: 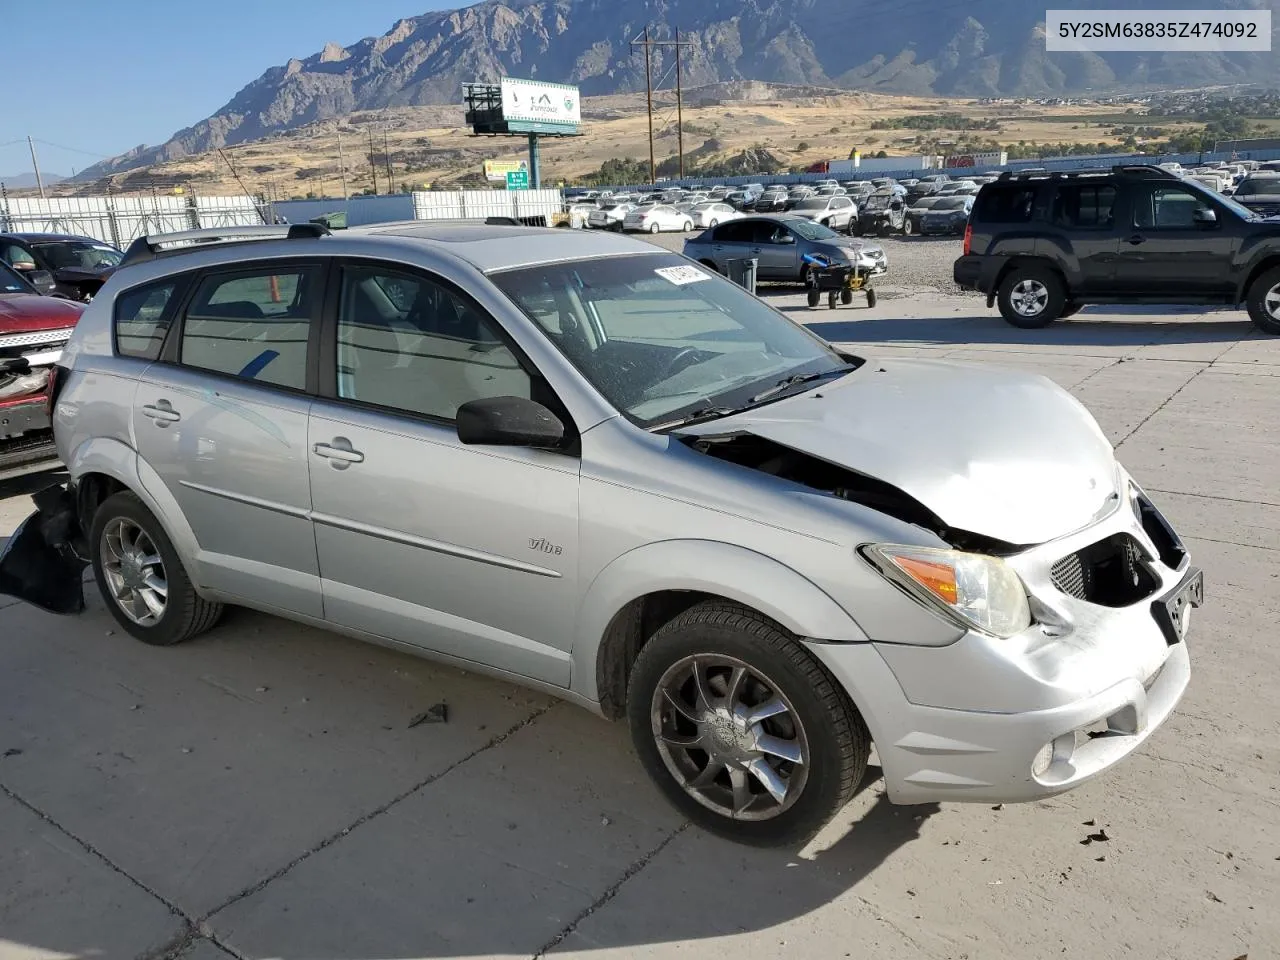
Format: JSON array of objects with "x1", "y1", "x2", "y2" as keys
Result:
[
  {"x1": 313, "y1": 437, "x2": 364, "y2": 469},
  {"x1": 1125, "y1": 234, "x2": 1147, "y2": 245},
  {"x1": 141, "y1": 400, "x2": 181, "y2": 427}
]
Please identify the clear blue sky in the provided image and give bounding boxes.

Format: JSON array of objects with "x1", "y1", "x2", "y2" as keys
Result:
[{"x1": 1, "y1": 0, "x2": 459, "y2": 177}]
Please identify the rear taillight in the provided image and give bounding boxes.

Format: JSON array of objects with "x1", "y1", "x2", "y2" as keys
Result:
[
  {"x1": 45, "y1": 364, "x2": 66, "y2": 418},
  {"x1": 962, "y1": 223, "x2": 973, "y2": 256}
]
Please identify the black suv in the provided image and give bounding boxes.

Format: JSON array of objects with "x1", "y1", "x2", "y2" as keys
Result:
[{"x1": 954, "y1": 164, "x2": 1280, "y2": 333}]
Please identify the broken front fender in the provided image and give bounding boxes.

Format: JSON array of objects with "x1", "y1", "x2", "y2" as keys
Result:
[{"x1": 0, "y1": 484, "x2": 88, "y2": 615}]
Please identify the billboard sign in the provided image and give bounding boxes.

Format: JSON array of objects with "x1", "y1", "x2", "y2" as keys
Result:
[
  {"x1": 484, "y1": 159, "x2": 529, "y2": 182},
  {"x1": 944, "y1": 150, "x2": 1008, "y2": 168},
  {"x1": 500, "y1": 77, "x2": 581, "y2": 129}
]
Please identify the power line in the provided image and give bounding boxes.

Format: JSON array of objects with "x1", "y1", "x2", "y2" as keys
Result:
[{"x1": 32, "y1": 138, "x2": 117, "y2": 160}]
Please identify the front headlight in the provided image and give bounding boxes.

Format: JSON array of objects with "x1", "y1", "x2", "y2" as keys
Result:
[{"x1": 865, "y1": 544, "x2": 1031, "y2": 638}]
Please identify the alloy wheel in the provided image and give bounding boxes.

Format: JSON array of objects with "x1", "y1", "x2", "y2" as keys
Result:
[
  {"x1": 1266, "y1": 282, "x2": 1280, "y2": 321},
  {"x1": 650, "y1": 654, "x2": 810, "y2": 821},
  {"x1": 1011, "y1": 278, "x2": 1049, "y2": 317},
  {"x1": 100, "y1": 519, "x2": 168, "y2": 626}
]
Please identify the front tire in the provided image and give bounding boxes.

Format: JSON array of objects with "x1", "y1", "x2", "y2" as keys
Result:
[
  {"x1": 627, "y1": 602, "x2": 870, "y2": 847},
  {"x1": 902, "y1": 218, "x2": 915, "y2": 237},
  {"x1": 997, "y1": 265, "x2": 1065, "y2": 329},
  {"x1": 806, "y1": 288, "x2": 821, "y2": 308},
  {"x1": 1246, "y1": 265, "x2": 1280, "y2": 334},
  {"x1": 91, "y1": 492, "x2": 223, "y2": 646},
  {"x1": 683, "y1": 220, "x2": 693, "y2": 232}
]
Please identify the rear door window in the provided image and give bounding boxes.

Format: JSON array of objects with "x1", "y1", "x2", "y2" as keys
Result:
[
  {"x1": 713, "y1": 222, "x2": 754, "y2": 243},
  {"x1": 179, "y1": 265, "x2": 321, "y2": 390},
  {"x1": 1051, "y1": 184, "x2": 1118, "y2": 229}
]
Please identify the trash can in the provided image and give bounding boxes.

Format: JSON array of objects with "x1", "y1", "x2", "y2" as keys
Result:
[{"x1": 725, "y1": 257, "x2": 758, "y2": 295}]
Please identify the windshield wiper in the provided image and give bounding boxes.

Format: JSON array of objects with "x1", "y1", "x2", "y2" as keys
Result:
[
  {"x1": 749, "y1": 368, "x2": 847, "y2": 404},
  {"x1": 654, "y1": 405, "x2": 744, "y2": 431}
]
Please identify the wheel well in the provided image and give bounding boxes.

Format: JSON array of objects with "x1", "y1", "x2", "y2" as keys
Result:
[
  {"x1": 75, "y1": 472, "x2": 126, "y2": 531},
  {"x1": 594, "y1": 590, "x2": 792, "y2": 720},
  {"x1": 990, "y1": 257, "x2": 1067, "y2": 299},
  {"x1": 1240, "y1": 256, "x2": 1280, "y2": 304}
]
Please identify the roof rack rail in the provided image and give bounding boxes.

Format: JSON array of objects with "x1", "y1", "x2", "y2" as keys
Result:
[
  {"x1": 119, "y1": 223, "x2": 331, "y2": 268},
  {"x1": 996, "y1": 163, "x2": 1182, "y2": 182}
]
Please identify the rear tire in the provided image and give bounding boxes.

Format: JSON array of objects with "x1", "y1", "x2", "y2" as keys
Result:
[
  {"x1": 90, "y1": 492, "x2": 223, "y2": 646},
  {"x1": 649, "y1": 222, "x2": 660, "y2": 234},
  {"x1": 626, "y1": 601, "x2": 870, "y2": 847},
  {"x1": 709, "y1": 218, "x2": 719, "y2": 228},
  {"x1": 865, "y1": 287, "x2": 877, "y2": 308},
  {"x1": 902, "y1": 218, "x2": 915, "y2": 236},
  {"x1": 840, "y1": 289, "x2": 854, "y2": 305},
  {"x1": 997, "y1": 265, "x2": 1065, "y2": 329},
  {"x1": 806, "y1": 288, "x2": 821, "y2": 308},
  {"x1": 1245, "y1": 265, "x2": 1280, "y2": 334}
]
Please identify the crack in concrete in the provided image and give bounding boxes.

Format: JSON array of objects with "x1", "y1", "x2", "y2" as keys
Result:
[
  {"x1": 1114, "y1": 364, "x2": 1212, "y2": 450},
  {"x1": 0, "y1": 777, "x2": 192, "y2": 928},
  {"x1": 201, "y1": 702, "x2": 557, "y2": 928},
  {"x1": 532, "y1": 821, "x2": 690, "y2": 958},
  {"x1": 1148, "y1": 487, "x2": 1280, "y2": 510}
]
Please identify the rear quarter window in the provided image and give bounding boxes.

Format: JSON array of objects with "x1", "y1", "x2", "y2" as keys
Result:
[
  {"x1": 115, "y1": 280, "x2": 181, "y2": 360},
  {"x1": 974, "y1": 185, "x2": 1038, "y2": 224}
]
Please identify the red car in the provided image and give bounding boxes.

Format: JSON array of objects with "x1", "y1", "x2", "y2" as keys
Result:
[{"x1": 1, "y1": 260, "x2": 84, "y2": 489}]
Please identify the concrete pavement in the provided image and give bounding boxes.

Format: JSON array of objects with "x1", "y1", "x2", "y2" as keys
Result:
[{"x1": 2, "y1": 297, "x2": 1278, "y2": 960}]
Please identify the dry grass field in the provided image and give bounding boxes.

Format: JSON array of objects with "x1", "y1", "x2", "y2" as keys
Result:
[{"x1": 53, "y1": 88, "x2": 1201, "y2": 198}]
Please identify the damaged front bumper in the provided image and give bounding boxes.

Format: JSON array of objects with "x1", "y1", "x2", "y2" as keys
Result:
[
  {"x1": 808, "y1": 487, "x2": 1200, "y2": 806},
  {"x1": 0, "y1": 483, "x2": 88, "y2": 615}
]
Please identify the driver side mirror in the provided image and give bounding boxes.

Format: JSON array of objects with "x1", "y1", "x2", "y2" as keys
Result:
[
  {"x1": 26, "y1": 269, "x2": 54, "y2": 293},
  {"x1": 1193, "y1": 206, "x2": 1218, "y2": 227},
  {"x1": 456, "y1": 396, "x2": 566, "y2": 449},
  {"x1": 776, "y1": 233, "x2": 796, "y2": 245}
]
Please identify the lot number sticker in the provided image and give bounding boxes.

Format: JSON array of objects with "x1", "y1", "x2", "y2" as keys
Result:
[{"x1": 655, "y1": 265, "x2": 711, "y2": 286}]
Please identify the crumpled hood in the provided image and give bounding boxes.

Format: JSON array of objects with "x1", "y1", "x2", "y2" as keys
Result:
[
  {"x1": 0, "y1": 294, "x2": 84, "y2": 334},
  {"x1": 688, "y1": 358, "x2": 1119, "y2": 545}
]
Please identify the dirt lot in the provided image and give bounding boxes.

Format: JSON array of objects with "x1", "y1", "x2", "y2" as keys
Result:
[{"x1": 2, "y1": 290, "x2": 1278, "y2": 960}]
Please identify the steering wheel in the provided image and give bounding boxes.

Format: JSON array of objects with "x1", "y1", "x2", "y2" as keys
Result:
[{"x1": 656, "y1": 347, "x2": 702, "y2": 382}]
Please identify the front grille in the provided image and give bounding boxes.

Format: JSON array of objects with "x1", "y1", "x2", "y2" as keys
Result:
[{"x1": 1050, "y1": 534, "x2": 1158, "y2": 607}]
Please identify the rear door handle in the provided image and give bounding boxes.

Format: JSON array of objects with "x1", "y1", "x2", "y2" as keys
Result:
[
  {"x1": 313, "y1": 438, "x2": 364, "y2": 468},
  {"x1": 141, "y1": 400, "x2": 181, "y2": 426},
  {"x1": 1125, "y1": 235, "x2": 1147, "y2": 245}
]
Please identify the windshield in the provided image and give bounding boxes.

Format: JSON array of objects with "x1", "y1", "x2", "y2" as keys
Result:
[
  {"x1": 935, "y1": 197, "x2": 969, "y2": 210},
  {"x1": 788, "y1": 219, "x2": 840, "y2": 240},
  {"x1": 32, "y1": 240, "x2": 122, "y2": 270},
  {"x1": 490, "y1": 253, "x2": 857, "y2": 428},
  {"x1": 1239, "y1": 177, "x2": 1280, "y2": 196}
]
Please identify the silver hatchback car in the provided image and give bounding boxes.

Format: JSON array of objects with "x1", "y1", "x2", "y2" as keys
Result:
[{"x1": 12, "y1": 222, "x2": 1200, "y2": 846}]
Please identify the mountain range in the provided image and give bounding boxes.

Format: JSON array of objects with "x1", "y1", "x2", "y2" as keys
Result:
[
  {"x1": 76, "y1": 0, "x2": 1280, "y2": 181},
  {"x1": 1, "y1": 172, "x2": 67, "y2": 189}
]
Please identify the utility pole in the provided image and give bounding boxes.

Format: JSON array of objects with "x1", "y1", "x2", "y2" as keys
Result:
[
  {"x1": 337, "y1": 130, "x2": 348, "y2": 199},
  {"x1": 631, "y1": 28, "x2": 694, "y2": 184},
  {"x1": 27, "y1": 136, "x2": 46, "y2": 198},
  {"x1": 675, "y1": 28, "x2": 684, "y2": 179},
  {"x1": 383, "y1": 127, "x2": 393, "y2": 190},
  {"x1": 368, "y1": 127, "x2": 379, "y2": 194},
  {"x1": 643, "y1": 27, "x2": 654, "y2": 184}
]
